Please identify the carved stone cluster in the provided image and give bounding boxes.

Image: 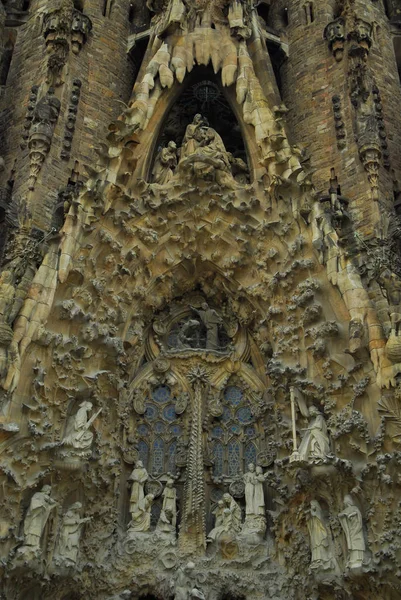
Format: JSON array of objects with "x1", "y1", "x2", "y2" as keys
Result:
[{"x1": 61, "y1": 78, "x2": 82, "y2": 160}]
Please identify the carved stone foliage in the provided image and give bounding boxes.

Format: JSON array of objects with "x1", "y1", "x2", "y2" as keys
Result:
[{"x1": 2, "y1": 1, "x2": 401, "y2": 598}]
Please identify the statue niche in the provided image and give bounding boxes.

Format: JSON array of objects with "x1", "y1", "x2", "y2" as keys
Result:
[{"x1": 149, "y1": 74, "x2": 250, "y2": 187}]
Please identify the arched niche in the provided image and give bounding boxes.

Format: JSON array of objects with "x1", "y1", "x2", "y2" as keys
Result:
[
  {"x1": 148, "y1": 67, "x2": 249, "y2": 178},
  {"x1": 134, "y1": 66, "x2": 258, "y2": 183}
]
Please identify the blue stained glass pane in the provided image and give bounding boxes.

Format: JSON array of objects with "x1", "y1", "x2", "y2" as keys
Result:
[
  {"x1": 155, "y1": 421, "x2": 165, "y2": 434},
  {"x1": 168, "y1": 441, "x2": 177, "y2": 473},
  {"x1": 222, "y1": 406, "x2": 231, "y2": 423},
  {"x1": 213, "y1": 442, "x2": 224, "y2": 476},
  {"x1": 137, "y1": 424, "x2": 149, "y2": 436},
  {"x1": 245, "y1": 442, "x2": 257, "y2": 467},
  {"x1": 170, "y1": 424, "x2": 182, "y2": 437},
  {"x1": 144, "y1": 404, "x2": 157, "y2": 421},
  {"x1": 224, "y1": 386, "x2": 243, "y2": 406},
  {"x1": 138, "y1": 440, "x2": 149, "y2": 468},
  {"x1": 236, "y1": 407, "x2": 253, "y2": 424},
  {"x1": 163, "y1": 404, "x2": 177, "y2": 422},
  {"x1": 212, "y1": 426, "x2": 224, "y2": 439},
  {"x1": 230, "y1": 424, "x2": 241, "y2": 434},
  {"x1": 245, "y1": 426, "x2": 256, "y2": 437},
  {"x1": 152, "y1": 386, "x2": 171, "y2": 404},
  {"x1": 152, "y1": 438, "x2": 164, "y2": 475},
  {"x1": 228, "y1": 440, "x2": 240, "y2": 476}
]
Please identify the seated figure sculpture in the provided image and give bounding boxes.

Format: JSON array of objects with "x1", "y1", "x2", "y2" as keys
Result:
[{"x1": 177, "y1": 114, "x2": 239, "y2": 188}]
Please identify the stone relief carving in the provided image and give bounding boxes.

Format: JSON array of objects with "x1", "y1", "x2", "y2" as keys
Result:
[
  {"x1": 54, "y1": 502, "x2": 91, "y2": 567},
  {"x1": 338, "y1": 495, "x2": 366, "y2": 570},
  {"x1": 44, "y1": 4, "x2": 92, "y2": 86},
  {"x1": 156, "y1": 478, "x2": 177, "y2": 534},
  {"x1": 18, "y1": 486, "x2": 58, "y2": 557},
  {"x1": 2, "y1": 1, "x2": 401, "y2": 598},
  {"x1": 307, "y1": 500, "x2": 337, "y2": 574}
]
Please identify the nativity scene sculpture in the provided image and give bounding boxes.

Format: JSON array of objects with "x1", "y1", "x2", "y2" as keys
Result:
[{"x1": 151, "y1": 114, "x2": 247, "y2": 188}]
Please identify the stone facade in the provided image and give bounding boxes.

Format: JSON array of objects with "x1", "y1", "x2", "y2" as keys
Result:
[{"x1": 1, "y1": 0, "x2": 401, "y2": 599}]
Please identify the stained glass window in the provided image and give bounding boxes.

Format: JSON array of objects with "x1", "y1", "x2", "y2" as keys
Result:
[
  {"x1": 152, "y1": 386, "x2": 171, "y2": 404},
  {"x1": 138, "y1": 440, "x2": 149, "y2": 466},
  {"x1": 211, "y1": 385, "x2": 258, "y2": 477},
  {"x1": 228, "y1": 440, "x2": 240, "y2": 476},
  {"x1": 245, "y1": 442, "x2": 257, "y2": 467},
  {"x1": 168, "y1": 441, "x2": 177, "y2": 473},
  {"x1": 152, "y1": 438, "x2": 164, "y2": 474},
  {"x1": 136, "y1": 386, "x2": 182, "y2": 476},
  {"x1": 213, "y1": 441, "x2": 224, "y2": 476}
]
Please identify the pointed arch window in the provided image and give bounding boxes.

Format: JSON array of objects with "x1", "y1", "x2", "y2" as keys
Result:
[
  {"x1": 136, "y1": 385, "x2": 182, "y2": 475},
  {"x1": 211, "y1": 386, "x2": 259, "y2": 478}
]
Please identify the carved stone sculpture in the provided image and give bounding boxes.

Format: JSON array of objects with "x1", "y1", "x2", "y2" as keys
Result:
[
  {"x1": 207, "y1": 500, "x2": 225, "y2": 542},
  {"x1": 152, "y1": 141, "x2": 177, "y2": 184},
  {"x1": 338, "y1": 495, "x2": 366, "y2": 569},
  {"x1": 128, "y1": 460, "x2": 149, "y2": 516},
  {"x1": 324, "y1": 18, "x2": 345, "y2": 61},
  {"x1": 128, "y1": 493, "x2": 154, "y2": 533},
  {"x1": 156, "y1": 479, "x2": 177, "y2": 534},
  {"x1": 62, "y1": 401, "x2": 100, "y2": 452},
  {"x1": 54, "y1": 502, "x2": 90, "y2": 566},
  {"x1": 297, "y1": 406, "x2": 331, "y2": 464},
  {"x1": 307, "y1": 500, "x2": 336, "y2": 573},
  {"x1": 242, "y1": 464, "x2": 266, "y2": 535},
  {"x1": 19, "y1": 486, "x2": 58, "y2": 555},
  {"x1": 221, "y1": 493, "x2": 242, "y2": 535},
  {"x1": 191, "y1": 303, "x2": 223, "y2": 351},
  {"x1": 28, "y1": 88, "x2": 61, "y2": 190},
  {"x1": 178, "y1": 114, "x2": 237, "y2": 187}
]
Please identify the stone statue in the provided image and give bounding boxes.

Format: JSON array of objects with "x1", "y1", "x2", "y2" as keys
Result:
[
  {"x1": 207, "y1": 500, "x2": 225, "y2": 541},
  {"x1": 55, "y1": 502, "x2": 91, "y2": 566},
  {"x1": 307, "y1": 500, "x2": 335, "y2": 572},
  {"x1": 338, "y1": 495, "x2": 366, "y2": 569},
  {"x1": 221, "y1": 492, "x2": 242, "y2": 534},
  {"x1": 152, "y1": 141, "x2": 177, "y2": 184},
  {"x1": 242, "y1": 464, "x2": 266, "y2": 535},
  {"x1": 157, "y1": 479, "x2": 177, "y2": 533},
  {"x1": 179, "y1": 114, "x2": 236, "y2": 187},
  {"x1": 128, "y1": 493, "x2": 154, "y2": 533},
  {"x1": 63, "y1": 401, "x2": 101, "y2": 451},
  {"x1": 128, "y1": 460, "x2": 149, "y2": 515},
  {"x1": 298, "y1": 406, "x2": 331, "y2": 464},
  {"x1": 191, "y1": 303, "x2": 223, "y2": 351},
  {"x1": 243, "y1": 463, "x2": 265, "y2": 517},
  {"x1": 21, "y1": 486, "x2": 58, "y2": 553}
]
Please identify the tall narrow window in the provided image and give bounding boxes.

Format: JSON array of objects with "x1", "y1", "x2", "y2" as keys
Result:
[
  {"x1": 211, "y1": 386, "x2": 258, "y2": 478},
  {"x1": 135, "y1": 386, "x2": 182, "y2": 475}
]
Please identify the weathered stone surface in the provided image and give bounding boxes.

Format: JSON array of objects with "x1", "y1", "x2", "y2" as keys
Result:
[{"x1": 1, "y1": 0, "x2": 401, "y2": 599}]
